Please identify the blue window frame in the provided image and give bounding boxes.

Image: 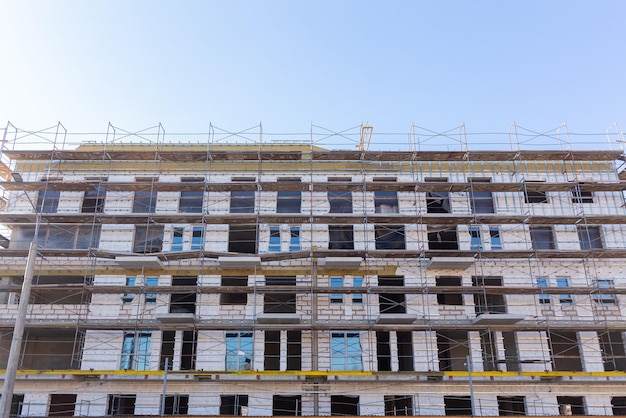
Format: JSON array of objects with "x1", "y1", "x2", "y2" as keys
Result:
[
  {"x1": 269, "y1": 227, "x2": 281, "y2": 252},
  {"x1": 226, "y1": 332, "x2": 254, "y2": 371},
  {"x1": 330, "y1": 277, "x2": 343, "y2": 304},
  {"x1": 123, "y1": 277, "x2": 135, "y2": 304},
  {"x1": 352, "y1": 277, "x2": 364, "y2": 304},
  {"x1": 556, "y1": 278, "x2": 573, "y2": 305},
  {"x1": 145, "y1": 277, "x2": 158, "y2": 304},
  {"x1": 489, "y1": 227, "x2": 502, "y2": 250},
  {"x1": 120, "y1": 331, "x2": 151, "y2": 370},
  {"x1": 595, "y1": 280, "x2": 616, "y2": 305},
  {"x1": 289, "y1": 227, "x2": 301, "y2": 251},
  {"x1": 331, "y1": 332, "x2": 362, "y2": 371},
  {"x1": 171, "y1": 227, "x2": 184, "y2": 252},
  {"x1": 469, "y1": 227, "x2": 482, "y2": 250},
  {"x1": 536, "y1": 278, "x2": 550, "y2": 304},
  {"x1": 191, "y1": 226, "x2": 204, "y2": 250}
]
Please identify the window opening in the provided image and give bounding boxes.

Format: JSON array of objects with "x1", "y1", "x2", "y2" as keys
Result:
[
  {"x1": 329, "y1": 225, "x2": 354, "y2": 249},
  {"x1": 375, "y1": 225, "x2": 405, "y2": 249},
  {"x1": 82, "y1": 182, "x2": 106, "y2": 213},
  {"x1": 160, "y1": 331, "x2": 175, "y2": 370},
  {"x1": 378, "y1": 276, "x2": 406, "y2": 314},
  {"x1": 191, "y1": 226, "x2": 204, "y2": 250},
  {"x1": 536, "y1": 278, "x2": 550, "y2": 305},
  {"x1": 468, "y1": 226, "x2": 482, "y2": 250},
  {"x1": 169, "y1": 276, "x2": 196, "y2": 314},
  {"x1": 598, "y1": 332, "x2": 626, "y2": 371},
  {"x1": 330, "y1": 277, "x2": 344, "y2": 304},
  {"x1": 162, "y1": 395, "x2": 189, "y2": 416},
  {"x1": 264, "y1": 277, "x2": 296, "y2": 313},
  {"x1": 134, "y1": 225, "x2": 164, "y2": 253},
  {"x1": 557, "y1": 396, "x2": 585, "y2": 416},
  {"x1": 122, "y1": 276, "x2": 135, "y2": 304},
  {"x1": 331, "y1": 332, "x2": 362, "y2": 371},
  {"x1": 444, "y1": 396, "x2": 472, "y2": 416},
  {"x1": 277, "y1": 178, "x2": 301, "y2": 213},
  {"x1": 572, "y1": 183, "x2": 593, "y2": 204},
  {"x1": 228, "y1": 225, "x2": 257, "y2": 254},
  {"x1": 549, "y1": 332, "x2": 582, "y2": 371},
  {"x1": 427, "y1": 226, "x2": 458, "y2": 250},
  {"x1": 289, "y1": 227, "x2": 300, "y2": 251},
  {"x1": 612, "y1": 397, "x2": 626, "y2": 416},
  {"x1": 264, "y1": 330, "x2": 280, "y2": 370},
  {"x1": 489, "y1": 227, "x2": 502, "y2": 250},
  {"x1": 353, "y1": 276, "x2": 364, "y2": 304},
  {"x1": 171, "y1": 227, "x2": 184, "y2": 252},
  {"x1": 221, "y1": 276, "x2": 248, "y2": 305},
  {"x1": 578, "y1": 225, "x2": 602, "y2": 249},
  {"x1": 397, "y1": 331, "x2": 414, "y2": 371},
  {"x1": 36, "y1": 189, "x2": 60, "y2": 213},
  {"x1": 376, "y1": 331, "x2": 391, "y2": 371},
  {"x1": 269, "y1": 227, "x2": 281, "y2": 252},
  {"x1": 49, "y1": 394, "x2": 77, "y2": 416},
  {"x1": 437, "y1": 331, "x2": 469, "y2": 371},
  {"x1": 179, "y1": 177, "x2": 204, "y2": 213},
  {"x1": 225, "y1": 332, "x2": 253, "y2": 370},
  {"x1": 472, "y1": 276, "x2": 506, "y2": 314},
  {"x1": 530, "y1": 226, "x2": 555, "y2": 250},
  {"x1": 230, "y1": 191, "x2": 255, "y2": 214},
  {"x1": 273, "y1": 395, "x2": 302, "y2": 416},
  {"x1": 133, "y1": 178, "x2": 158, "y2": 213},
  {"x1": 436, "y1": 276, "x2": 463, "y2": 306},
  {"x1": 594, "y1": 279, "x2": 616, "y2": 305},
  {"x1": 524, "y1": 181, "x2": 548, "y2": 203},
  {"x1": 469, "y1": 178, "x2": 494, "y2": 213},
  {"x1": 287, "y1": 331, "x2": 302, "y2": 370},
  {"x1": 107, "y1": 395, "x2": 136, "y2": 416},
  {"x1": 556, "y1": 278, "x2": 573, "y2": 305},
  {"x1": 384, "y1": 395, "x2": 413, "y2": 416},
  {"x1": 331, "y1": 395, "x2": 359, "y2": 416},
  {"x1": 375, "y1": 191, "x2": 399, "y2": 213},
  {"x1": 220, "y1": 395, "x2": 248, "y2": 416},
  {"x1": 497, "y1": 396, "x2": 526, "y2": 416},
  {"x1": 14, "y1": 225, "x2": 101, "y2": 250},
  {"x1": 425, "y1": 177, "x2": 450, "y2": 213},
  {"x1": 329, "y1": 191, "x2": 353, "y2": 213},
  {"x1": 120, "y1": 331, "x2": 151, "y2": 370}
]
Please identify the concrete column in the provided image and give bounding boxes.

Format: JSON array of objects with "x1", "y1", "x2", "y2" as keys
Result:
[
  {"x1": 390, "y1": 331, "x2": 399, "y2": 372},
  {"x1": 579, "y1": 331, "x2": 604, "y2": 372}
]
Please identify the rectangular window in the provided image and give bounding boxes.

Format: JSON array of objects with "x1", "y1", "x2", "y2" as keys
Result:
[
  {"x1": 230, "y1": 191, "x2": 255, "y2": 213},
  {"x1": 353, "y1": 276, "x2": 364, "y2": 304},
  {"x1": 530, "y1": 226, "x2": 555, "y2": 250},
  {"x1": 572, "y1": 183, "x2": 594, "y2": 204},
  {"x1": 264, "y1": 330, "x2": 280, "y2": 371},
  {"x1": 468, "y1": 226, "x2": 482, "y2": 250},
  {"x1": 444, "y1": 396, "x2": 472, "y2": 416},
  {"x1": 425, "y1": 177, "x2": 449, "y2": 213},
  {"x1": 594, "y1": 279, "x2": 616, "y2": 305},
  {"x1": 385, "y1": 395, "x2": 413, "y2": 416},
  {"x1": 170, "y1": 276, "x2": 196, "y2": 314},
  {"x1": 179, "y1": 177, "x2": 204, "y2": 213},
  {"x1": 376, "y1": 331, "x2": 391, "y2": 371},
  {"x1": 120, "y1": 331, "x2": 151, "y2": 370},
  {"x1": 277, "y1": 178, "x2": 301, "y2": 213},
  {"x1": 220, "y1": 395, "x2": 249, "y2": 416},
  {"x1": 229, "y1": 225, "x2": 257, "y2": 254},
  {"x1": 122, "y1": 276, "x2": 135, "y2": 304},
  {"x1": 379, "y1": 276, "x2": 406, "y2": 314},
  {"x1": 273, "y1": 395, "x2": 302, "y2": 416},
  {"x1": 473, "y1": 276, "x2": 506, "y2": 314},
  {"x1": 397, "y1": 331, "x2": 414, "y2": 371},
  {"x1": 556, "y1": 278, "x2": 573, "y2": 305},
  {"x1": 490, "y1": 227, "x2": 502, "y2": 250},
  {"x1": 497, "y1": 396, "x2": 526, "y2": 416},
  {"x1": 329, "y1": 225, "x2": 354, "y2": 249},
  {"x1": 375, "y1": 191, "x2": 399, "y2": 213},
  {"x1": 289, "y1": 227, "x2": 301, "y2": 251},
  {"x1": 49, "y1": 394, "x2": 77, "y2": 417},
  {"x1": 82, "y1": 183, "x2": 106, "y2": 213},
  {"x1": 133, "y1": 178, "x2": 158, "y2": 213},
  {"x1": 191, "y1": 226, "x2": 204, "y2": 250},
  {"x1": 221, "y1": 276, "x2": 248, "y2": 305},
  {"x1": 375, "y1": 225, "x2": 406, "y2": 249},
  {"x1": 437, "y1": 331, "x2": 469, "y2": 371},
  {"x1": 331, "y1": 332, "x2": 362, "y2": 371},
  {"x1": 14, "y1": 225, "x2": 101, "y2": 250},
  {"x1": 524, "y1": 181, "x2": 548, "y2": 203},
  {"x1": 162, "y1": 395, "x2": 189, "y2": 416},
  {"x1": 226, "y1": 332, "x2": 253, "y2": 371},
  {"x1": 328, "y1": 191, "x2": 353, "y2": 213},
  {"x1": 287, "y1": 330, "x2": 302, "y2": 371},
  {"x1": 264, "y1": 277, "x2": 296, "y2": 313},
  {"x1": 578, "y1": 225, "x2": 602, "y2": 249},
  {"x1": 145, "y1": 277, "x2": 158, "y2": 304},
  {"x1": 557, "y1": 396, "x2": 585, "y2": 416},
  {"x1": 331, "y1": 395, "x2": 359, "y2": 416},
  {"x1": 599, "y1": 332, "x2": 626, "y2": 371},
  {"x1": 330, "y1": 277, "x2": 343, "y2": 304},
  {"x1": 171, "y1": 227, "x2": 184, "y2": 252},
  {"x1": 134, "y1": 225, "x2": 164, "y2": 253},
  {"x1": 107, "y1": 395, "x2": 136, "y2": 416},
  {"x1": 550, "y1": 332, "x2": 583, "y2": 371},
  {"x1": 36, "y1": 188, "x2": 60, "y2": 213},
  {"x1": 536, "y1": 278, "x2": 550, "y2": 305},
  {"x1": 436, "y1": 276, "x2": 463, "y2": 306},
  {"x1": 427, "y1": 225, "x2": 458, "y2": 250},
  {"x1": 469, "y1": 178, "x2": 494, "y2": 213},
  {"x1": 269, "y1": 227, "x2": 281, "y2": 252}
]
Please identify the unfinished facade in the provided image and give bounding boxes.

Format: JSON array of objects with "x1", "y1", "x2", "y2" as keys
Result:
[{"x1": 1, "y1": 123, "x2": 626, "y2": 416}]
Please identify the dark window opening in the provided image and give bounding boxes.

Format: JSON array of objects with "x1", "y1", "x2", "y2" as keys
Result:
[
  {"x1": 277, "y1": 178, "x2": 301, "y2": 213},
  {"x1": 287, "y1": 330, "x2": 302, "y2": 370},
  {"x1": 598, "y1": 332, "x2": 626, "y2": 371},
  {"x1": 264, "y1": 330, "x2": 280, "y2": 371},
  {"x1": 9, "y1": 394, "x2": 23, "y2": 417},
  {"x1": 13, "y1": 225, "x2": 101, "y2": 250},
  {"x1": 133, "y1": 225, "x2": 164, "y2": 253},
  {"x1": 220, "y1": 395, "x2": 248, "y2": 416},
  {"x1": 49, "y1": 394, "x2": 77, "y2": 416},
  {"x1": 231, "y1": 191, "x2": 255, "y2": 213},
  {"x1": 179, "y1": 178, "x2": 204, "y2": 213},
  {"x1": 329, "y1": 191, "x2": 353, "y2": 213},
  {"x1": 377, "y1": 331, "x2": 391, "y2": 371},
  {"x1": 437, "y1": 331, "x2": 469, "y2": 371},
  {"x1": 163, "y1": 395, "x2": 189, "y2": 416},
  {"x1": 331, "y1": 395, "x2": 359, "y2": 416},
  {"x1": 549, "y1": 332, "x2": 582, "y2": 371},
  {"x1": 228, "y1": 225, "x2": 257, "y2": 254},
  {"x1": 397, "y1": 331, "x2": 414, "y2": 371},
  {"x1": 425, "y1": 178, "x2": 449, "y2": 213},
  {"x1": 181, "y1": 330, "x2": 197, "y2": 370},
  {"x1": 36, "y1": 189, "x2": 60, "y2": 213},
  {"x1": 428, "y1": 226, "x2": 458, "y2": 250},
  {"x1": 578, "y1": 226, "x2": 602, "y2": 249},
  {"x1": 473, "y1": 276, "x2": 506, "y2": 315},
  {"x1": 133, "y1": 178, "x2": 158, "y2": 213},
  {"x1": 379, "y1": 276, "x2": 406, "y2": 314},
  {"x1": 375, "y1": 191, "x2": 399, "y2": 213},
  {"x1": 375, "y1": 225, "x2": 405, "y2": 250},
  {"x1": 31, "y1": 275, "x2": 92, "y2": 304},
  {"x1": 436, "y1": 276, "x2": 463, "y2": 306},
  {"x1": 444, "y1": 396, "x2": 472, "y2": 416},
  {"x1": 107, "y1": 394, "x2": 136, "y2": 416},
  {"x1": 264, "y1": 277, "x2": 296, "y2": 313},
  {"x1": 169, "y1": 276, "x2": 196, "y2": 314},
  {"x1": 385, "y1": 395, "x2": 413, "y2": 416},
  {"x1": 497, "y1": 396, "x2": 526, "y2": 416},
  {"x1": 524, "y1": 181, "x2": 548, "y2": 204},
  {"x1": 160, "y1": 331, "x2": 175, "y2": 370},
  {"x1": 273, "y1": 395, "x2": 301, "y2": 416},
  {"x1": 612, "y1": 397, "x2": 626, "y2": 416},
  {"x1": 530, "y1": 226, "x2": 555, "y2": 250},
  {"x1": 469, "y1": 178, "x2": 494, "y2": 213},
  {"x1": 557, "y1": 396, "x2": 585, "y2": 416},
  {"x1": 503, "y1": 332, "x2": 520, "y2": 372},
  {"x1": 481, "y1": 331, "x2": 499, "y2": 371},
  {"x1": 329, "y1": 225, "x2": 354, "y2": 250},
  {"x1": 572, "y1": 183, "x2": 593, "y2": 204},
  {"x1": 82, "y1": 183, "x2": 106, "y2": 213},
  {"x1": 221, "y1": 276, "x2": 248, "y2": 305}
]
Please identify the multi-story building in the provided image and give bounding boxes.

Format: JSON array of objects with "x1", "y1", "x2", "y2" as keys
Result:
[{"x1": 1, "y1": 125, "x2": 626, "y2": 416}]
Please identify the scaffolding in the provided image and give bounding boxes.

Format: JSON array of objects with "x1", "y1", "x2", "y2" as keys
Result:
[{"x1": 1, "y1": 121, "x2": 626, "y2": 416}]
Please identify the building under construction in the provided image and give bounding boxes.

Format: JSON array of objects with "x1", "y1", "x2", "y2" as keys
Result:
[{"x1": 1, "y1": 122, "x2": 626, "y2": 416}]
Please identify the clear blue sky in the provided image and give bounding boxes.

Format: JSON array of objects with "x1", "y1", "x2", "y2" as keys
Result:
[{"x1": 1, "y1": 1, "x2": 625, "y2": 149}]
